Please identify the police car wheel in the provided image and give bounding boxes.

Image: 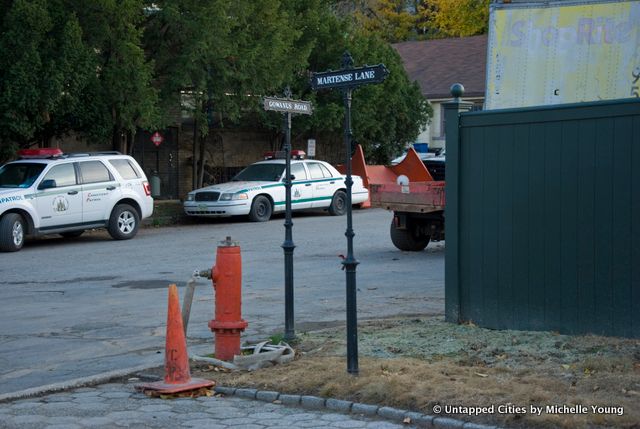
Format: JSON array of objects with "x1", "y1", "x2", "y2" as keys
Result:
[
  {"x1": 248, "y1": 196, "x2": 272, "y2": 222},
  {"x1": 0, "y1": 213, "x2": 26, "y2": 252},
  {"x1": 108, "y1": 204, "x2": 139, "y2": 240},
  {"x1": 328, "y1": 190, "x2": 347, "y2": 216}
]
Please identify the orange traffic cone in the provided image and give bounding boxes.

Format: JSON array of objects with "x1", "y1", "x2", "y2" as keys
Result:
[{"x1": 136, "y1": 284, "x2": 214, "y2": 394}]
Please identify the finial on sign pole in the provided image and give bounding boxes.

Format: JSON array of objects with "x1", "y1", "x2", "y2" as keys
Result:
[{"x1": 342, "y1": 51, "x2": 354, "y2": 69}]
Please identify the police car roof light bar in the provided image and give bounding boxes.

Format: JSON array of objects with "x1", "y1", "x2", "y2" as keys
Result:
[
  {"x1": 17, "y1": 148, "x2": 64, "y2": 159},
  {"x1": 263, "y1": 150, "x2": 306, "y2": 160},
  {"x1": 291, "y1": 150, "x2": 306, "y2": 159}
]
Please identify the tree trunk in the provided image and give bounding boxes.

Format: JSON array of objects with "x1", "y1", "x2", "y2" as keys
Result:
[
  {"x1": 112, "y1": 125, "x2": 122, "y2": 152},
  {"x1": 192, "y1": 120, "x2": 198, "y2": 190},
  {"x1": 198, "y1": 133, "x2": 206, "y2": 188}
]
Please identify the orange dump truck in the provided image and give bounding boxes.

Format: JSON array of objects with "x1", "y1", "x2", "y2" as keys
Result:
[{"x1": 350, "y1": 145, "x2": 445, "y2": 251}]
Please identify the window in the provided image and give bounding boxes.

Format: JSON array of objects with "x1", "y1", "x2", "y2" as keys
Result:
[
  {"x1": 232, "y1": 163, "x2": 284, "y2": 182},
  {"x1": 307, "y1": 162, "x2": 324, "y2": 179},
  {"x1": 79, "y1": 161, "x2": 112, "y2": 184},
  {"x1": 319, "y1": 164, "x2": 333, "y2": 178},
  {"x1": 109, "y1": 159, "x2": 141, "y2": 180},
  {"x1": 290, "y1": 163, "x2": 307, "y2": 180},
  {"x1": 42, "y1": 164, "x2": 77, "y2": 188},
  {"x1": 0, "y1": 163, "x2": 46, "y2": 188}
]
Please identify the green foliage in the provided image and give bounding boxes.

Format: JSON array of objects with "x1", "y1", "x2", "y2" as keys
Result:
[
  {"x1": 0, "y1": 0, "x2": 431, "y2": 164},
  {"x1": 345, "y1": 32, "x2": 431, "y2": 163},
  {"x1": 261, "y1": 6, "x2": 431, "y2": 164},
  {"x1": 144, "y1": 0, "x2": 233, "y2": 133},
  {"x1": 0, "y1": 0, "x2": 94, "y2": 150},
  {"x1": 73, "y1": 0, "x2": 160, "y2": 149},
  {"x1": 146, "y1": 0, "x2": 307, "y2": 134}
]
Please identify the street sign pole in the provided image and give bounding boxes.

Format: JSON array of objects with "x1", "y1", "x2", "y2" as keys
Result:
[
  {"x1": 282, "y1": 91, "x2": 295, "y2": 342},
  {"x1": 311, "y1": 52, "x2": 388, "y2": 375},
  {"x1": 343, "y1": 85, "x2": 359, "y2": 375},
  {"x1": 263, "y1": 89, "x2": 313, "y2": 343},
  {"x1": 341, "y1": 53, "x2": 359, "y2": 375}
]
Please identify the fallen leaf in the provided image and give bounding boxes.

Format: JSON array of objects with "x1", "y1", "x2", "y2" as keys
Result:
[
  {"x1": 475, "y1": 372, "x2": 489, "y2": 378},
  {"x1": 562, "y1": 364, "x2": 570, "y2": 370}
]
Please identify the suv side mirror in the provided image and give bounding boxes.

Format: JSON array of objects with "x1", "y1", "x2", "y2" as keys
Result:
[{"x1": 38, "y1": 179, "x2": 57, "y2": 190}]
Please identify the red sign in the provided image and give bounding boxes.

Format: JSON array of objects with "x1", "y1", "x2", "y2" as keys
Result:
[{"x1": 151, "y1": 132, "x2": 164, "y2": 147}]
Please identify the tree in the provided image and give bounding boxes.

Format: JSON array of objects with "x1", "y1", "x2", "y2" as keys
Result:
[
  {"x1": 419, "y1": 0, "x2": 490, "y2": 38},
  {"x1": 260, "y1": 5, "x2": 431, "y2": 164},
  {"x1": 147, "y1": 0, "x2": 308, "y2": 129},
  {"x1": 353, "y1": 0, "x2": 419, "y2": 43},
  {"x1": 73, "y1": 0, "x2": 160, "y2": 153},
  {"x1": 0, "y1": 0, "x2": 94, "y2": 160},
  {"x1": 0, "y1": 1, "x2": 431, "y2": 166},
  {"x1": 146, "y1": 0, "x2": 310, "y2": 185},
  {"x1": 335, "y1": 0, "x2": 490, "y2": 41}
]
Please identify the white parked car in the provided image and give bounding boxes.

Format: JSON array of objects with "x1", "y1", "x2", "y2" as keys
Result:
[
  {"x1": 0, "y1": 148, "x2": 153, "y2": 252},
  {"x1": 183, "y1": 152, "x2": 369, "y2": 222}
]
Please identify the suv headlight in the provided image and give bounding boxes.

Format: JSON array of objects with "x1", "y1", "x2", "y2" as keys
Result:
[
  {"x1": 220, "y1": 193, "x2": 248, "y2": 201},
  {"x1": 186, "y1": 193, "x2": 195, "y2": 201}
]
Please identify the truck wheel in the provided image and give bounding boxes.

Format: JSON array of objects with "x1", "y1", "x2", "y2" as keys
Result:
[
  {"x1": 108, "y1": 204, "x2": 140, "y2": 240},
  {"x1": 249, "y1": 196, "x2": 272, "y2": 222},
  {"x1": 390, "y1": 220, "x2": 430, "y2": 251},
  {"x1": 0, "y1": 213, "x2": 26, "y2": 252},
  {"x1": 328, "y1": 190, "x2": 347, "y2": 216}
]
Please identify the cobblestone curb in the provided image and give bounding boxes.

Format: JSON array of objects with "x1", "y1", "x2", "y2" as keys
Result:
[{"x1": 213, "y1": 385, "x2": 500, "y2": 429}]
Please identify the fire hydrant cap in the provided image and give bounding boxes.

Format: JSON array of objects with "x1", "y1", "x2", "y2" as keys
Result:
[{"x1": 219, "y1": 236, "x2": 239, "y2": 247}]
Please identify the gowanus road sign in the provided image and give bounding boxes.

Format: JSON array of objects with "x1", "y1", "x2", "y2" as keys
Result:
[{"x1": 263, "y1": 97, "x2": 313, "y2": 115}]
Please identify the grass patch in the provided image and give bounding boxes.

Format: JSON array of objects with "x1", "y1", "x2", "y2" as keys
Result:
[{"x1": 192, "y1": 316, "x2": 640, "y2": 429}]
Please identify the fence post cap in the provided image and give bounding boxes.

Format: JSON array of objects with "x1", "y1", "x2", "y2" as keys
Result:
[{"x1": 450, "y1": 83, "x2": 465, "y2": 99}]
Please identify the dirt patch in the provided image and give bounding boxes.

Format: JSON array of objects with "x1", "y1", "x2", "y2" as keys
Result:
[{"x1": 192, "y1": 316, "x2": 640, "y2": 429}]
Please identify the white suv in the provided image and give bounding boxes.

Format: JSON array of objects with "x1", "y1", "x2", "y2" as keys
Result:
[{"x1": 0, "y1": 149, "x2": 154, "y2": 252}]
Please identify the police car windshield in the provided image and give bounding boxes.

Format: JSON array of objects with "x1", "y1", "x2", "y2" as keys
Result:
[
  {"x1": 232, "y1": 163, "x2": 284, "y2": 182},
  {"x1": 0, "y1": 163, "x2": 46, "y2": 188}
]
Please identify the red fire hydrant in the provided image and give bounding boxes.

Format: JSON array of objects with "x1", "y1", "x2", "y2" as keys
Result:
[{"x1": 207, "y1": 236, "x2": 248, "y2": 361}]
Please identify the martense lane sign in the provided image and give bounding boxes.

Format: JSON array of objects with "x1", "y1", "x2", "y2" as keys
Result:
[{"x1": 310, "y1": 64, "x2": 389, "y2": 90}]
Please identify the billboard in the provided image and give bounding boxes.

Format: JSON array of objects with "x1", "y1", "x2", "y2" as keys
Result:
[{"x1": 485, "y1": 0, "x2": 640, "y2": 109}]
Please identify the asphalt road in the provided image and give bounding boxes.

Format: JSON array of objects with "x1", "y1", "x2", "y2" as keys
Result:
[{"x1": 0, "y1": 208, "x2": 444, "y2": 396}]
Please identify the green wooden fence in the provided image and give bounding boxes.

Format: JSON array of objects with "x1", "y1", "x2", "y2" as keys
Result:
[{"x1": 445, "y1": 95, "x2": 640, "y2": 338}]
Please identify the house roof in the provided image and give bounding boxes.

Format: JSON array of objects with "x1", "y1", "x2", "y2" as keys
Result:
[{"x1": 393, "y1": 35, "x2": 488, "y2": 100}]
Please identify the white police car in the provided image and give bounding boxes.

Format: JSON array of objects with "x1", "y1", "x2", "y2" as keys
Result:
[
  {"x1": 0, "y1": 148, "x2": 154, "y2": 252},
  {"x1": 183, "y1": 151, "x2": 369, "y2": 222}
]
